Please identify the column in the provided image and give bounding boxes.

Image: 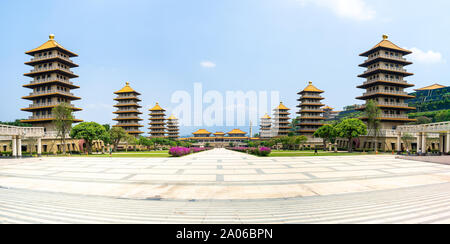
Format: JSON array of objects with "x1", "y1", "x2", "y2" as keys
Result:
[
  {"x1": 37, "y1": 138, "x2": 42, "y2": 156},
  {"x1": 17, "y1": 136, "x2": 22, "y2": 157},
  {"x1": 422, "y1": 132, "x2": 427, "y2": 152},
  {"x1": 440, "y1": 134, "x2": 444, "y2": 153},
  {"x1": 396, "y1": 133, "x2": 401, "y2": 152},
  {"x1": 446, "y1": 133, "x2": 450, "y2": 154},
  {"x1": 416, "y1": 133, "x2": 422, "y2": 152},
  {"x1": 12, "y1": 136, "x2": 17, "y2": 157}
]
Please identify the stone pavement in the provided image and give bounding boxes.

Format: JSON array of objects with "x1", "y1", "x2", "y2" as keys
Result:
[{"x1": 0, "y1": 148, "x2": 449, "y2": 200}]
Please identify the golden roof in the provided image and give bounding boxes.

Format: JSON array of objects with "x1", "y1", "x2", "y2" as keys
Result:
[
  {"x1": 275, "y1": 102, "x2": 290, "y2": 110},
  {"x1": 167, "y1": 115, "x2": 177, "y2": 120},
  {"x1": 415, "y1": 84, "x2": 447, "y2": 91},
  {"x1": 214, "y1": 132, "x2": 226, "y2": 135},
  {"x1": 114, "y1": 82, "x2": 140, "y2": 94},
  {"x1": 262, "y1": 113, "x2": 271, "y2": 119},
  {"x1": 302, "y1": 81, "x2": 324, "y2": 93},
  {"x1": 323, "y1": 105, "x2": 334, "y2": 110},
  {"x1": 149, "y1": 103, "x2": 165, "y2": 111},
  {"x1": 361, "y1": 35, "x2": 412, "y2": 56},
  {"x1": 193, "y1": 129, "x2": 212, "y2": 135},
  {"x1": 228, "y1": 129, "x2": 246, "y2": 135},
  {"x1": 26, "y1": 34, "x2": 78, "y2": 57}
]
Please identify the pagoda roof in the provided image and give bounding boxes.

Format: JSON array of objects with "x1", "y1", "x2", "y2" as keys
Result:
[
  {"x1": 323, "y1": 105, "x2": 334, "y2": 110},
  {"x1": 228, "y1": 129, "x2": 247, "y2": 135},
  {"x1": 275, "y1": 102, "x2": 290, "y2": 110},
  {"x1": 149, "y1": 103, "x2": 165, "y2": 111},
  {"x1": 262, "y1": 113, "x2": 271, "y2": 119},
  {"x1": 360, "y1": 35, "x2": 412, "y2": 57},
  {"x1": 414, "y1": 84, "x2": 447, "y2": 91},
  {"x1": 300, "y1": 81, "x2": 324, "y2": 94},
  {"x1": 26, "y1": 34, "x2": 78, "y2": 57},
  {"x1": 114, "y1": 82, "x2": 141, "y2": 95},
  {"x1": 193, "y1": 129, "x2": 212, "y2": 135},
  {"x1": 213, "y1": 132, "x2": 226, "y2": 135},
  {"x1": 167, "y1": 115, "x2": 177, "y2": 120}
]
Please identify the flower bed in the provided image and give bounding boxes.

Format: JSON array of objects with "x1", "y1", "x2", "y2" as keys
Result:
[
  {"x1": 168, "y1": 147, "x2": 212, "y2": 157},
  {"x1": 227, "y1": 147, "x2": 272, "y2": 157}
]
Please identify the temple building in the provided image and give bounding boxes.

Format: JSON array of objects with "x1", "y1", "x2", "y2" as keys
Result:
[
  {"x1": 296, "y1": 82, "x2": 325, "y2": 137},
  {"x1": 184, "y1": 129, "x2": 252, "y2": 147},
  {"x1": 272, "y1": 102, "x2": 291, "y2": 137},
  {"x1": 148, "y1": 103, "x2": 167, "y2": 138},
  {"x1": 21, "y1": 34, "x2": 83, "y2": 131},
  {"x1": 323, "y1": 106, "x2": 340, "y2": 121},
  {"x1": 113, "y1": 82, "x2": 144, "y2": 138},
  {"x1": 260, "y1": 114, "x2": 272, "y2": 139},
  {"x1": 356, "y1": 35, "x2": 416, "y2": 128},
  {"x1": 166, "y1": 115, "x2": 180, "y2": 140}
]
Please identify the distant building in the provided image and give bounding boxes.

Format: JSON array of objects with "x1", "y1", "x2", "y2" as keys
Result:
[
  {"x1": 260, "y1": 114, "x2": 272, "y2": 139},
  {"x1": 272, "y1": 102, "x2": 291, "y2": 137},
  {"x1": 183, "y1": 129, "x2": 255, "y2": 147},
  {"x1": 323, "y1": 106, "x2": 340, "y2": 121},
  {"x1": 113, "y1": 82, "x2": 144, "y2": 138},
  {"x1": 148, "y1": 103, "x2": 167, "y2": 138},
  {"x1": 407, "y1": 84, "x2": 450, "y2": 112},
  {"x1": 166, "y1": 115, "x2": 180, "y2": 140}
]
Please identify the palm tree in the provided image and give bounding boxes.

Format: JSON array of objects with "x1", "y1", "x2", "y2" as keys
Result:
[{"x1": 365, "y1": 100, "x2": 381, "y2": 153}]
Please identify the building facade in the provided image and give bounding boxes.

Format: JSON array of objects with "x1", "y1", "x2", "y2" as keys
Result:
[
  {"x1": 185, "y1": 129, "x2": 252, "y2": 147},
  {"x1": 296, "y1": 82, "x2": 325, "y2": 137},
  {"x1": 113, "y1": 82, "x2": 144, "y2": 138},
  {"x1": 166, "y1": 115, "x2": 180, "y2": 140},
  {"x1": 21, "y1": 34, "x2": 83, "y2": 132},
  {"x1": 272, "y1": 102, "x2": 291, "y2": 137},
  {"x1": 148, "y1": 103, "x2": 167, "y2": 138}
]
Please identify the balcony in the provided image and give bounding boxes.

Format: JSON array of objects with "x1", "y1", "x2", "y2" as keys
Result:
[
  {"x1": 29, "y1": 66, "x2": 74, "y2": 74},
  {"x1": 26, "y1": 115, "x2": 55, "y2": 120},
  {"x1": 27, "y1": 77, "x2": 75, "y2": 86},
  {"x1": 365, "y1": 53, "x2": 407, "y2": 63},
  {"x1": 26, "y1": 89, "x2": 76, "y2": 98},
  {"x1": 361, "y1": 90, "x2": 409, "y2": 97},
  {"x1": 361, "y1": 77, "x2": 411, "y2": 87},
  {"x1": 29, "y1": 54, "x2": 76, "y2": 65}
]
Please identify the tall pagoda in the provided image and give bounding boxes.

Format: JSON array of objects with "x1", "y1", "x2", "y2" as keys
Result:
[
  {"x1": 272, "y1": 102, "x2": 291, "y2": 137},
  {"x1": 356, "y1": 35, "x2": 416, "y2": 128},
  {"x1": 148, "y1": 103, "x2": 166, "y2": 138},
  {"x1": 260, "y1": 114, "x2": 272, "y2": 139},
  {"x1": 166, "y1": 115, "x2": 180, "y2": 140},
  {"x1": 21, "y1": 34, "x2": 82, "y2": 131},
  {"x1": 113, "y1": 82, "x2": 144, "y2": 138},
  {"x1": 296, "y1": 81, "x2": 325, "y2": 137}
]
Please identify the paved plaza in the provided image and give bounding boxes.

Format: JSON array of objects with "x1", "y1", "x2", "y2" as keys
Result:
[{"x1": 1, "y1": 148, "x2": 450, "y2": 223}]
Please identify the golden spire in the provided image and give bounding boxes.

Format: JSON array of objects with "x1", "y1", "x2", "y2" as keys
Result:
[
  {"x1": 382, "y1": 34, "x2": 389, "y2": 40},
  {"x1": 49, "y1": 34, "x2": 55, "y2": 40},
  {"x1": 126, "y1": 82, "x2": 130, "y2": 86}
]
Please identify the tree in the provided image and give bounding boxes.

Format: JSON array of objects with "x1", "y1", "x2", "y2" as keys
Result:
[
  {"x1": 415, "y1": 116, "x2": 432, "y2": 125},
  {"x1": 401, "y1": 133, "x2": 415, "y2": 152},
  {"x1": 124, "y1": 134, "x2": 138, "y2": 152},
  {"x1": 70, "y1": 122, "x2": 109, "y2": 154},
  {"x1": 293, "y1": 136, "x2": 308, "y2": 150},
  {"x1": 314, "y1": 124, "x2": 337, "y2": 150},
  {"x1": 109, "y1": 127, "x2": 127, "y2": 152},
  {"x1": 335, "y1": 119, "x2": 367, "y2": 152},
  {"x1": 365, "y1": 100, "x2": 381, "y2": 153},
  {"x1": 52, "y1": 103, "x2": 74, "y2": 155},
  {"x1": 435, "y1": 110, "x2": 450, "y2": 122}
]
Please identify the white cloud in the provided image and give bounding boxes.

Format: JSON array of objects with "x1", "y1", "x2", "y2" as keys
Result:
[
  {"x1": 407, "y1": 47, "x2": 444, "y2": 64},
  {"x1": 200, "y1": 61, "x2": 216, "y2": 68},
  {"x1": 297, "y1": 0, "x2": 376, "y2": 21}
]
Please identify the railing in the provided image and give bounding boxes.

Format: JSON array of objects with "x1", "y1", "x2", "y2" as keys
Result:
[
  {"x1": 397, "y1": 121, "x2": 450, "y2": 133},
  {"x1": 27, "y1": 89, "x2": 75, "y2": 97},
  {"x1": 30, "y1": 54, "x2": 75, "y2": 63},
  {"x1": 362, "y1": 90, "x2": 408, "y2": 97},
  {"x1": 377, "y1": 101, "x2": 409, "y2": 107},
  {"x1": 29, "y1": 66, "x2": 74, "y2": 74},
  {"x1": 28, "y1": 77, "x2": 75, "y2": 86},
  {"x1": 0, "y1": 124, "x2": 45, "y2": 137},
  {"x1": 27, "y1": 102, "x2": 75, "y2": 108},
  {"x1": 363, "y1": 78, "x2": 408, "y2": 86},
  {"x1": 27, "y1": 115, "x2": 54, "y2": 120},
  {"x1": 380, "y1": 114, "x2": 409, "y2": 119},
  {"x1": 366, "y1": 53, "x2": 407, "y2": 63},
  {"x1": 364, "y1": 66, "x2": 407, "y2": 74}
]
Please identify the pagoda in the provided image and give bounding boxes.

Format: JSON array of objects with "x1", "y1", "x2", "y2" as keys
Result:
[
  {"x1": 356, "y1": 35, "x2": 416, "y2": 128},
  {"x1": 260, "y1": 114, "x2": 272, "y2": 139},
  {"x1": 148, "y1": 103, "x2": 167, "y2": 138},
  {"x1": 113, "y1": 82, "x2": 144, "y2": 138},
  {"x1": 296, "y1": 81, "x2": 325, "y2": 136},
  {"x1": 21, "y1": 34, "x2": 82, "y2": 131},
  {"x1": 166, "y1": 115, "x2": 180, "y2": 140},
  {"x1": 272, "y1": 102, "x2": 291, "y2": 137}
]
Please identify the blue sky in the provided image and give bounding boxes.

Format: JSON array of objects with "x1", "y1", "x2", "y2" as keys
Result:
[{"x1": 0, "y1": 0, "x2": 449, "y2": 136}]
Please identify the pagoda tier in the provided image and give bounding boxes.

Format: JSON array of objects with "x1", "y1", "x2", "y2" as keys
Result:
[
  {"x1": 148, "y1": 103, "x2": 167, "y2": 138},
  {"x1": 260, "y1": 114, "x2": 272, "y2": 139},
  {"x1": 21, "y1": 34, "x2": 83, "y2": 129},
  {"x1": 272, "y1": 102, "x2": 291, "y2": 137},
  {"x1": 113, "y1": 82, "x2": 144, "y2": 138},
  {"x1": 296, "y1": 81, "x2": 325, "y2": 136},
  {"x1": 356, "y1": 35, "x2": 416, "y2": 127},
  {"x1": 166, "y1": 115, "x2": 180, "y2": 140}
]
